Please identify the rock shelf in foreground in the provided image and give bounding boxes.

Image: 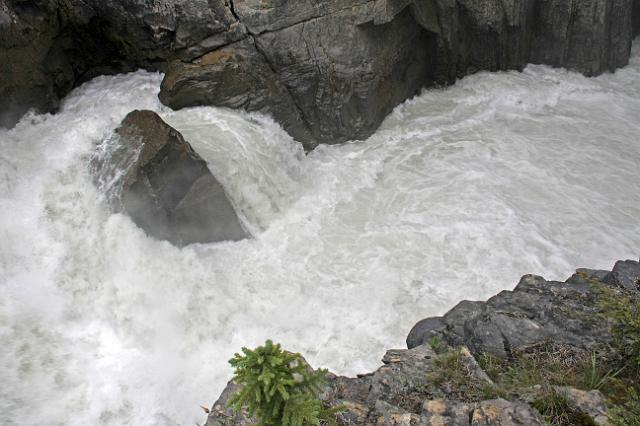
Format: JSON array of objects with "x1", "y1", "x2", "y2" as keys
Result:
[{"x1": 204, "y1": 259, "x2": 640, "y2": 425}]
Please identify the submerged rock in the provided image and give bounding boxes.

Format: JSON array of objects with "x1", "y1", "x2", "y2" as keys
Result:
[{"x1": 91, "y1": 110, "x2": 249, "y2": 246}]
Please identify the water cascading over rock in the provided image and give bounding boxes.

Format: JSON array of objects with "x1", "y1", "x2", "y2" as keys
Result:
[{"x1": 90, "y1": 110, "x2": 249, "y2": 246}]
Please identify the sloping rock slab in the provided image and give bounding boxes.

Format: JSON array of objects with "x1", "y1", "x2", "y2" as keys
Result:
[
  {"x1": 407, "y1": 261, "x2": 640, "y2": 358},
  {"x1": 91, "y1": 109, "x2": 249, "y2": 246}
]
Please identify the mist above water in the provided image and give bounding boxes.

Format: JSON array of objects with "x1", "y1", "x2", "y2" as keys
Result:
[{"x1": 1, "y1": 43, "x2": 640, "y2": 425}]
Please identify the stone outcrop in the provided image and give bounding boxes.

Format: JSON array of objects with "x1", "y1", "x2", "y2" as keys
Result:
[
  {"x1": 1, "y1": 0, "x2": 637, "y2": 149},
  {"x1": 0, "y1": 0, "x2": 243, "y2": 128},
  {"x1": 160, "y1": 0, "x2": 636, "y2": 149},
  {"x1": 555, "y1": 387, "x2": 610, "y2": 426},
  {"x1": 202, "y1": 259, "x2": 640, "y2": 425},
  {"x1": 0, "y1": 0, "x2": 111, "y2": 128},
  {"x1": 160, "y1": 2, "x2": 437, "y2": 150},
  {"x1": 407, "y1": 259, "x2": 640, "y2": 357},
  {"x1": 90, "y1": 110, "x2": 249, "y2": 246}
]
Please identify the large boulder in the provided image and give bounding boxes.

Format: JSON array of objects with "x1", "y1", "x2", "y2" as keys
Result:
[
  {"x1": 91, "y1": 110, "x2": 249, "y2": 246},
  {"x1": 605, "y1": 259, "x2": 640, "y2": 292}
]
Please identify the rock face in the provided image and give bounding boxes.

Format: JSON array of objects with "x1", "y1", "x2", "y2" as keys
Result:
[
  {"x1": 407, "y1": 260, "x2": 640, "y2": 357},
  {"x1": 205, "y1": 344, "x2": 547, "y2": 426},
  {"x1": 1, "y1": 0, "x2": 637, "y2": 148},
  {"x1": 160, "y1": 0, "x2": 636, "y2": 149},
  {"x1": 0, "y1": 0, "x2": 243, "y2": 128},
  {"x1": 0, "y1": 0, "x2": 107, "y2": 127},
  {"x1": 91, "y1": 110, "x2": 249, "y2": 246},
  {"x1": 203, "y1": 259, "x2": 640, "y2": 425},
  {"x1": 160, "y1": 3, "x2": 437, "y2": 149}
]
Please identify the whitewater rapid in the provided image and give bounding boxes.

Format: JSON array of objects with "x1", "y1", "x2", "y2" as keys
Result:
[{"x1": 1, "y1": 42, "x2": 640, "y2": 425}]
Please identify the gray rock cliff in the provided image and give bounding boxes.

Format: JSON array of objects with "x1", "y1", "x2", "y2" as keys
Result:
[
  {"x1": 1, "y1": 0, "x2": 638, "y2": 148},
  {"x1": 160, "y1": 0, "x2": 636, "y2": 149}
]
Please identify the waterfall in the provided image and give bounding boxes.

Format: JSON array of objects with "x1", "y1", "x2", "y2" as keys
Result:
[{"x1": 1, "y1": 44, "x2": 639, "y2": 426}]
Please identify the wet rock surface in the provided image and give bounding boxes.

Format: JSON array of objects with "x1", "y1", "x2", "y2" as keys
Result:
[
  {"x1": 203, "y1": 259, "x2": 640, "y2": 425},
  {"x1": 1, "y1": 0, "x2": 637, "y2": 147},
  {"x1": 91, "y1": 109, "x2": 249, "y2": 246},
  {"x1": 406, "y1": 271, "x2": 624, "y2": 358},
  {"x1": 160, "y1": 0, "x2": 636, "y2": 148}
]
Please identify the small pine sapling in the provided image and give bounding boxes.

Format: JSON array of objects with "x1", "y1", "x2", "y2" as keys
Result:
[{"x1": 228, "y1": 340, "x2": 341, "y2": 426}]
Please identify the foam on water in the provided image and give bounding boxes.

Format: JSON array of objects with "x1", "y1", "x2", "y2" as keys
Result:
[{"x1": 1, "y1": 43, "x2": 640, "y2": 425}]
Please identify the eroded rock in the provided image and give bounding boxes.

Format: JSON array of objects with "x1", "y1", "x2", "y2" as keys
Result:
[
  {"x1": 605, "y1": 259, "x2": 640, "y2": 292},
  {"x1": 0, "y1": 0, "x2": 242, "y2": 128},
  {"x1": 159, "y1": 38, "x2": 315, "y2": 149}
]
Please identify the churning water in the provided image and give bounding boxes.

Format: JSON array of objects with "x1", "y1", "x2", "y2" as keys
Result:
[{"x1": 2, "y1": 42, "x2": 640, "y2": 425}]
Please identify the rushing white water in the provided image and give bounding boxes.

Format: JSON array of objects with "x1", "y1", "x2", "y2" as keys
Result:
[{"x1": 2, "y1": 42, "x2": 640, "y2": 425}]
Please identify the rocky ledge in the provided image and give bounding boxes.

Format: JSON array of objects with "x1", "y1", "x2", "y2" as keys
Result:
[
  {"x1": 204, "y1": 259, "x2": 640, "y2": 425},
  {"x1": 2, "y1": 0, "x2": 640, "y2": 149}
]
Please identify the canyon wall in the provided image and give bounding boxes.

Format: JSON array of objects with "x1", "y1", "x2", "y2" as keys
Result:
[{"x1": 1, "y1": 0, "x2": 638, "y2": 149}]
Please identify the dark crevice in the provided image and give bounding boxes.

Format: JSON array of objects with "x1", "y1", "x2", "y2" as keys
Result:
[
  {"x1": 251, "y1": 13, "x2": 325, "y2": 36},
  {"x1": 226, "y1": 0, "x2": 240, "y2": 22},
  {"x1": 500, "y1": 330, "x2": 513, "y2": 360}
]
